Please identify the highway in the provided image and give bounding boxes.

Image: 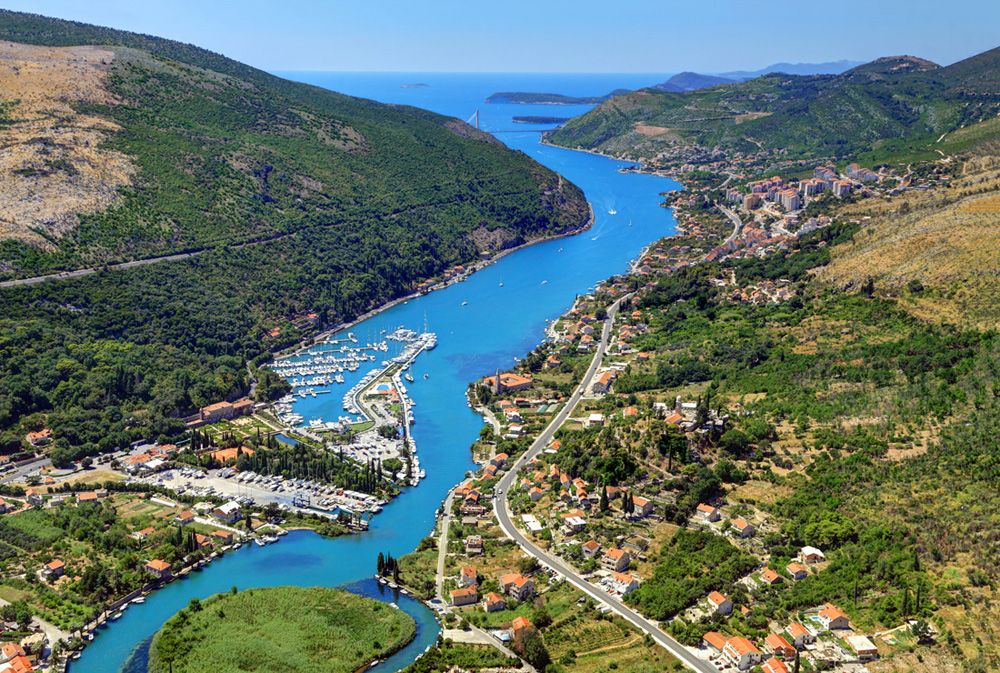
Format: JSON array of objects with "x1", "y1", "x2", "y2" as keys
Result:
[{"x1": 493, "y1": 296, "x2": 717, "y2": 673}]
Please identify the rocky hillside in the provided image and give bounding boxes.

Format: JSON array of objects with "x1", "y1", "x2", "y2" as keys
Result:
[
  {"x1": 0, "y1": 10, "x2": 589, "y2": 460},
  {"x1": 0, "y1": 10, "x2": 588, "y2": 278}
]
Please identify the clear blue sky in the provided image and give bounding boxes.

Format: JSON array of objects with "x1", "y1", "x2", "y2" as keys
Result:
[{"x1": 2, "y1": 0, "x2": 998, "y2": 73}]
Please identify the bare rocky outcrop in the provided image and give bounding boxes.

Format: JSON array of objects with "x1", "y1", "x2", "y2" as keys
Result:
[{"x1": 0, "y1": 40, "x2": 136, "y2": 247}]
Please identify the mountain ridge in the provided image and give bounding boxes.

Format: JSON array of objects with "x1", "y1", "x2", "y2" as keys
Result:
[{"x1": 547, "y1": 47, "x2": 1000, "y2": 164}]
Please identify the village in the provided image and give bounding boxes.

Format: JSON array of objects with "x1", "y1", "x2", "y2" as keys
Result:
[
  {"x1": 392, "y1": 239, "x2": 932, "y2": 673},
  {"x1": 0, "y1": 394, "x2": 402, "y2": 673}
]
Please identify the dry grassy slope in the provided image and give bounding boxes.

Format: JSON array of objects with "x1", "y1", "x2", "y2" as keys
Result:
[
  {"x1": 0, "y1": 40, "x2": 135, "y2": 247},
  {"x1": 818, "y1": 161, "x2": 1000, "y2": 328}
]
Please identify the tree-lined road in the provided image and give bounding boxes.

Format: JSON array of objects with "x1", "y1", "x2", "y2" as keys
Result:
[{"x1": 493, "y1": 296, "x2": 717, "y2": 673}]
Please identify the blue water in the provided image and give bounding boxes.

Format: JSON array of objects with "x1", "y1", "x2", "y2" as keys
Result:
[
  {"x1": 113, "y1": 536, "x2": 439, "y2": 673},
  {"x1": 72, "y1": 73, "x2": 680, "y2": 673},
  {"x1": 272, "y1": 432, "x2": 300, "y2": 446}
]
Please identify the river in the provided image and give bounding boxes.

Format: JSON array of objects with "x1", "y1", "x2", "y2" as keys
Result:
[{"x1": 72, "y1": 72, "x2": 679, "y2": 673}]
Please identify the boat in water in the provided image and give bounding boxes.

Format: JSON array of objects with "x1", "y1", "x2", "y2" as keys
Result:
[{"x1": 608, "y1": 208, "x2": 617, "y2": 215}]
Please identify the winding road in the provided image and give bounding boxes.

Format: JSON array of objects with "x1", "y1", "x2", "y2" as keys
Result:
[
  {"x1": 717, "y1": 203, "x2": 743, "y2": 246},
  {"x1": 493, "y1": 296, "x2": 716, "y2": 673}
]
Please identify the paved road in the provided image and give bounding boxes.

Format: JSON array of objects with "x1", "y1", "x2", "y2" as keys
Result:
[
  {"x1": 0, "y1": 596, "x2": 72, "y2": 644},
  {"x1": 0, "y1": 232, "x2": 296, "y2": 289},
  {"x1": 444, "y1": 625, "x2": 535, "y2": 670},
  {"x1": 717, "y1": 203, "x2": 743, "y2": 246},
  {"x1": 0, "y1": 457, "x2": 52, "y2": 484},
  {"x1": 435, "y1": 490, "x2": 455, "y2": 602},
  {"x1": 493, "y1": 296, "x2": 717, "y2": 673}
]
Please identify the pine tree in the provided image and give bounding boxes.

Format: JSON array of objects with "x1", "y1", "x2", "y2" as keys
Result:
[
  {"x1": 377, "y1": 552, "x2": 385, "y2": 576},
  {"x1": 599, "y1": 484, "x2": 609, "y2": 512}
]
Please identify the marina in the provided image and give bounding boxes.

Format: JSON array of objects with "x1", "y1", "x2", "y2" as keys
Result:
[
  {"x1": 266, "y1": 326, "x2": 438, "y2": 487},
  {"x1": 71, "y1": 71, "x2": 679, "y2": 673}
]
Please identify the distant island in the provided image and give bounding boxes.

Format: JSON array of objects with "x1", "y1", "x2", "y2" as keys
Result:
[
  {"x1": 149, "y1": 586, "x2": 416, "y2": 673},
  {"x1": 512, "y1": 115, "x2": 572, "y2": 124},
  {"x1": 400, "y1": 82, "x2": 430, "y2": 88},
  {"x1": 486, "y1": 89, "x2": 629, "y2": 104}
]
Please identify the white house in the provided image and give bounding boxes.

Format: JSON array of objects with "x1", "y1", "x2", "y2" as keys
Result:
[
  {"x1": 800, "y1": 546, "x2": 826, "y2": 563},
  {"x1": 722, "y1": 637, "x2": 762, "y2": 670},
  {"x1": 847, "y1": 635, "x2": 879, "y2": 661},
  {"x1": 787, "y1": 623, "x2": 814, "y2": 648},
  {"x1": 696, "y1": 503, "x2": 721, "y2": 522},
  {"x1": 731, "y1": 517, "x2": 755, "y2": 538},
  {"x1": 212, "y1": 501, "x2": 242, "y2": 523},
  {"x1": 708, "y1": 591, "x2": 733, "y2": 616},
  {"x1": 609, "y1": 571, "x2": 639, "y2": 595},
  {"x1": 818, "y1": 604, "x2": 850, "y2": 630},
  {"x1": 602, "y1": 548, "x2": 631, "y2": 572}
]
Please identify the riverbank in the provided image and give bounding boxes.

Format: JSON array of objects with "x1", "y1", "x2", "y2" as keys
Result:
[
  {"x1": 275, "y1": 203, "x2": 594, "y2": 363},
  {"x1": 68, "y1": 73, "x2": 683, "y2": 673}
]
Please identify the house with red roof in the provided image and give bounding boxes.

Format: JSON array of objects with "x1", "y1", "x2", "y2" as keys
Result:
[
  {"x1": 145, "y1": 559, "x2": 172, "y2": 580},
  {"x1": 131, "y1": 526, "x2": 156, "y2": 542},
  {"x1": 602, "y1": 548, "x2": 630, "y2": 572},
  {"x1": 631, "y1": 495, "x2": 654, "y2": 518},
  {"x1": 764, "y1": 633, "x2": 795, "y2": 659},
  {"x1": 485, "y1": 372, "x2": 534, "y2": 395},
  {"x1": 450, "y1": 585, "x2": 478, "y2": 607},
  {"x1": 482, "y1": 592, "x2": 506, "y2": 613},
  {"x1": 3, "y1": 653, "x2": 33, "y2": 673},
  {"x1": 787, "y1": 622, "x2": 814, "y2": 648},
  {"x1": 459, "y1": 565, "x2": 478, "y2": 588},
  {"x1": 786, "y1": 562, "x2": 808, "y2": 580},
  {"x1": 610, "y1": 571, "x2": 639, "y2": 595},
  {"x1": 702, "y1": 631, "x2": 728, "y2": 652},
  {"x1": 696, "y1": 503, "x2": 720, "y2": 522},
  {"x1": 511, "y1": 615, "x2": 534, "y2": 637},
  {"x1": 1, "y1": 643, "x2": 26, "y2": 663},
  {"x1": 499, "y1": 573, "x2": 535, "y2": 601},
  {"x1": 708, "y1": 591, "x2": 733, "y2": 616},
  {"x1": 591, "y1": 370, "x2": 616, "y2": 394},
  {"x1": 581, "y1": 539, "x2": 601, "y2": 558},
  {"x1": 818, "y1": 603, "x2": 850, "y2": 630},
  {"x1": 761, "y1": 567, "x2": 782, "y2": 585},
  {"x1": 731, "y1": 517, "x2": 755, "y2": 537},
  {"x1": 723, "y1": 636, "x2": 763, "y2": 670},
  {"x1": 25, "y1": 428, "x2": 52, "y2": 447},
  {"x1": 41, "y1": 559, "x2": 64, "y2": 581},
  {"x1": 762, "y1": 657, "x2": 789, "y2": 673}
]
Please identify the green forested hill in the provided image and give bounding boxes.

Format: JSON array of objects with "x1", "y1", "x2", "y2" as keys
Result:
[
  {"x1": 0, "y1": 11, "x2": 588, "y2": 462},
  {"x1": 548, "y1": 49, "x2": 1000, "y2": 163},
  {"x1": 0, "y1": 10, "x2": 587, "y2": 275}
]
